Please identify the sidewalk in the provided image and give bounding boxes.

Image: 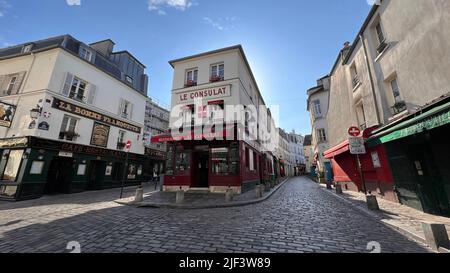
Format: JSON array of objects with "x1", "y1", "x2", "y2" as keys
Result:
[
  {"x1": 317, "y1": 182, "x2": 450, "y2": 251},
  {"x1": 115, "y1": 177, "x2": 290, "y2": 209}
]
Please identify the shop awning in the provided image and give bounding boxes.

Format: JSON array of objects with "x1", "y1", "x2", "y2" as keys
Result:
[
  {"x1": 367, "y1": 100, "x2": 450, "y2": 147},
  {"x1": 324, "y1": 140, "x2": 350, "y2": 159}
]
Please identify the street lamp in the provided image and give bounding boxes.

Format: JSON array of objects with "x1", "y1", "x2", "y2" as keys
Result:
[{"x1": 30, "y1": 105, "x2": 42, "y2": 119}]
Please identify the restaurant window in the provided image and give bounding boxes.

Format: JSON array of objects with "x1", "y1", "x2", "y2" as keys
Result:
[
  {"x1": 112, "y1": 162, "x2": 123, "y2": 181},
  {"x1": 208, "y1": 100, "x2": 224, "y2": 121},
  {"x1": 253, "y1": 151, "x2": 258, "y2": 171},
  {"x1": 245, "y1": 147, "x2": 250, "y2": 169},
  {"x1": 69, "y1": 76, "x2": 88, "y2": 102},
  {"x1": 211, "y1": 148, "x2": 229, "y2": 175},
  {"x1": 229, "y1": 142, "x2": 239, "y2": 175},
  {"x1": 182, "y1": 105, "x2": 195, "y2": 126},
  {"x1": 175, "y1": 146, "x2": 190, "y2": 174},
  {"x1": 59, "y1": 115, "x2": 79, "y2": 141},
  {"x1": 2, "y1": 150, "x2": 24, "y2": 181}
]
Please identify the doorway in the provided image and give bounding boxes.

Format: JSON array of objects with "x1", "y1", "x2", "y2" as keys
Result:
[
  {"x1": 193, "y1": 151, "x2": 209, "y2": 188},
  {"x1": 45, "y1": 157, "x2": 74, "y2": 194},
  {"x1": 87, "y1": 160, "x2": 106, "y2": 190}
]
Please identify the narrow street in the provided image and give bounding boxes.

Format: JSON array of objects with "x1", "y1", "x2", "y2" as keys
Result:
[{"x1": 0, "y1": 177, "x2": 430, "y2": 253}]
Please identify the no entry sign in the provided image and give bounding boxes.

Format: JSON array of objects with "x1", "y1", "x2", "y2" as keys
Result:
[
  {"x1": 125, "y1": 140, "x2": 132, "y2": 152},
  {"x1": 348, "y1": 126, "x2": 361, "y2": 137}
]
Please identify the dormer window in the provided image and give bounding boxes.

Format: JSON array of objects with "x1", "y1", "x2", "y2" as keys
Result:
[
  {"x1": 125, "y1": 75, "x2": 133, "y2": 85},
  {"x1": 22, "y1": 44, "x2": 34, "y2": 53},
  {"x1": 79, "y1": 47, "x2": 93, "y2": 62}
]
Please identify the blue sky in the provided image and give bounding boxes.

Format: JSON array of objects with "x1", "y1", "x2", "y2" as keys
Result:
[{"x1": 0, "y1": 0, "x2": 372, "y2": 136}]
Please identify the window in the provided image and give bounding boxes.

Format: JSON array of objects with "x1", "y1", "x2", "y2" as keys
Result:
[
  {"x1": 59, "y1": 115, "x2": 79, "y2": 141},
  {"x1": 2, "y1": 150, "x2": 24, "y2": 181},
  {"x1": 351, "y1": 63, "x2": 360, "y2": 89},
  {"x1": 211, "y1": 148, "x2": 229, "y2": 175},
  {"x1": 69, "y1": 77, "x2": 87, "y2": 102},
  {"x1": 22, "y1": 44, "x2": 33, "y2": 53},
  {"x1": 79, "y1": 47, "x2": 93, "y2": 62},
  {"x1": 245, "y1": 147, "x2": 250, "y2": 169},
  {"x1": 208, "y1": 100, "x2": 224, "y2": 121},
  {"x1": 117, "y1": 130, "x2": 126, "y2": 149},
  {"x1": 119, "y1": 99, "x2": 133, "y2": 119},
  {"x1": 253, "y1": 151, "x2": 257, "y2": 171},
  {"x1": 185, "y1": 69, "x2": 198, "y2": 86},
  {"x1": 175, "y1": 147, "x2": 190, "y2": 173},
  {"x1": 210, "y1": 63, "x2": 224, "y2": 82},
  {"x1": 356, "y1": 103, "x2": 367, "y2": 130},
  {"x1": 375, "y1": 22, "x2": 385, "y2": 44},
  {"x1": 390, "y1": 78, "x2": 401, "y2": 102},
  {"x1": 317, "y1": 129, "x2": 327, "y2": 143},
  {"x1": 6, "y1": 76, "x2": 17, "y2": 95},
  {"x1": 125, "y1": 75, "x2": 133, "y2": 85},
  {"x1": 313, "y1": 100, "x2": 322, "y2": 117},
  {"x1": 181, "y1": 105, "x2": 194, "y2": 126},
  {"x1": 244, "y1": 106, "x2": 250, "y2": 134}
]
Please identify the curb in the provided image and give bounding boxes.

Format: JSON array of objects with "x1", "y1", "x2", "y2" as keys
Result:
[
  {"x1": 115, "y1": 177, "x2": 291, "y2": 209},
  {"x1": 314, "y1": 180, "x2": 433, "y2": 250}
]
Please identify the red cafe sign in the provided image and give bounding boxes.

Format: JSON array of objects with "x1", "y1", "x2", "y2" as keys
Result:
[{"x1": 178, "y1": 85, "x2": 231, "y2": 102}]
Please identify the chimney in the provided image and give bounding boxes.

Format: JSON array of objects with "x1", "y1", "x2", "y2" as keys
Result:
[{"x1": 90, "y1": 39, "x2": 115, "y2": 57}]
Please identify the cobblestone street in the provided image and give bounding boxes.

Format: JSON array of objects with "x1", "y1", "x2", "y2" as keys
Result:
[{"x1": 0, "y1": 177, "x2": 430, "y2": 253}]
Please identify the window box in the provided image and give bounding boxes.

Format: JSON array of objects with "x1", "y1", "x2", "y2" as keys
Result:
[
  {"x1": 210, "y1": 75, "x2": 224, "y2": 83},
  {"x1": 391, "y1": 101, "x2": 407, "y2": 114},
  {"x1": 184, "y1": 80, "x2": 197, "y2": 87},
  {"x1": 60, "y1": 130, "x2": 80, "y2": 141}
]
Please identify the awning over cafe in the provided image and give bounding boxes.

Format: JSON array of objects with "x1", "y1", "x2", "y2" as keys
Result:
[
  {"x1": 324, "y1": 140, "x2": 350, "y2": 159},
  {"x1": 367, "y1": 100, "x2": 450, "y2": 147}
]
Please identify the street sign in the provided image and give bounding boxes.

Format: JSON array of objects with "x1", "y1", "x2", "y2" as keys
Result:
[
  {"x1": 348, "y1": 137, "x2": 366, "y2": 155},
  {"x1": 125, "y1": 140, "x2": 132, "y2": 152},
  {"x1": 348, "y1": 126, "x2": 361, "y2": 137}
]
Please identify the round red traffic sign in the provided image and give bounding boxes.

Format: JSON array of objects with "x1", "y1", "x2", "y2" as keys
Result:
[{"x1": 348, "y1": 126, "x2": 361, "y2": 137}]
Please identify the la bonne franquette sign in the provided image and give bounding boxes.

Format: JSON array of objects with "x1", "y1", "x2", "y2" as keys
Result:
[{"x1": 178, "y1": 85, "x2": 231, "y2": 102}]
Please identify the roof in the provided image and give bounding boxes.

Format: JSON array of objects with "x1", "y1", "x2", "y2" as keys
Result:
[
  {"x1": 112, "y1": 50, "x2": 146, "y2": 68},
  {"x1": 169, "y1": 44, "x2": 268, "y2": 108}
]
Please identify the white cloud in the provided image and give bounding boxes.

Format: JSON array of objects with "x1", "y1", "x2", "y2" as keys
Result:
[
  {"x1": 148, "y1": 0, "x2": 195, "y2": 15},
  {"x1": 66, "y1": 0, "x2": 81, "y2": 6},
  {"x1": 203, "y1": 16, "x2": 236, "y2": 31},
  {"x1": 0, "y1": 1, "x2": 11, "y2": 17}
]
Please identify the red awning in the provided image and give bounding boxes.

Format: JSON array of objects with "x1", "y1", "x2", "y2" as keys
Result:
[{"x1": 323, "y1": 140, "x2": 350, "y2": 159}]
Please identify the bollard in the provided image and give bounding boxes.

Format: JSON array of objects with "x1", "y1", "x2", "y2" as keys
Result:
[
  {"x1": 335, "y1": 184, "x2": 343, "y2": 194},
  {"x1": 421, "y1": 222, "x2": 450, "y2": 252},
  {"x1": 176, "y1": 187, "x2": 185, "y2": 204},
  {"x1": 134, "y1": 185, "x2": 144, "y2": 203},
  {"x1": 255, "y1": 185, "x2": 262, "y2": 198},
  {"x1": 225, "y1": 188, "x2": 234, "y2": 202},
  {"x1": 366, "y1": 194, "x2": 380, "y2": 211}
]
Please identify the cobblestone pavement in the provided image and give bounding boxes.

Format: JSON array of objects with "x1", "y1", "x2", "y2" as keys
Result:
[{"x1": 0, "y1": 177, "x2": 430, "y2": 253}]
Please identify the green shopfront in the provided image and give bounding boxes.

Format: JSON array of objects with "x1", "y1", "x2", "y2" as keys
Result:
[
  {"x1": 368, "y1": 99, "x2": 450, "y2": 216},
  {"x1": 0, "y1": 136, "x2": 148, "y2": 201}
]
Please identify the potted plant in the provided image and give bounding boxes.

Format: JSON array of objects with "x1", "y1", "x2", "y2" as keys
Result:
[
  {"x1": 184, "y1": 80, "x2": 197, "y2": 87},
  {"x1": 62, "y1": 130, "x2": 80, "y2": 141},
  {"x1": 210, "y1": 75, "x2": 224, "y2": 82}
]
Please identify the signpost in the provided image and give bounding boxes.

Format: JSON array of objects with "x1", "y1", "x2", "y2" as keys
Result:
[
  {"x1": 348, "y1": 127, "x2": 367, "y2": 194},
  {"x1": 120, "y1": 140, "x2": 132, "y2": 199}
]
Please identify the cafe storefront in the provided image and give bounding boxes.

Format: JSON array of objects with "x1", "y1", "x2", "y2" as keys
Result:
[
  {"x1": 0, "y1": 136, "x2": 147, "y2": 201},
  {"x1": 367, "y1": 97, "x2": 450, "y2": 216}
]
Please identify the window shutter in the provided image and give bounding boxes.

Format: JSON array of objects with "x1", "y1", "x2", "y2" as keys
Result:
[
  {"x1": 118, "y1": 99, "x2": 125, "y2": 115},
  {"x1": 87, "y1": 84, "x2": 97, "y2": 104},
  {"x1": 11, "y1": 72, "x2": 27, "y2": 95},
  {"x1": 62, "y1": 72, "x2": 74, "y2": 96},
  {"x1": 129, "y1": 103, "x2": 134, "y2": 120}
]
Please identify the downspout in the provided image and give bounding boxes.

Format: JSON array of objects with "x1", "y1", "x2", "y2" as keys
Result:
[{"x1": 360, "y1": 34, "x2": 381, "y2": 125}]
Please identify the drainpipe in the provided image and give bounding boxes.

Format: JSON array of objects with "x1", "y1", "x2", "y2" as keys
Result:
[{"x1": 360, "y1": 34, "x2": 381, "y2": 125}]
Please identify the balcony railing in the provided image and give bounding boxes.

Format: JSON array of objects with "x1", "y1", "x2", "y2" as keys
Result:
[{"x1": 59, "y1": 130, "x2": 80, "y2": 141}]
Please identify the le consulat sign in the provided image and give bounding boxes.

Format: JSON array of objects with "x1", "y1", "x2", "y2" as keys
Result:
[
  {"x1": 52, "y1": 98, "x2": 141, "y2": 134},
  {"x1": 178, "y1": 85, "x2": 231, "y2": 102}
]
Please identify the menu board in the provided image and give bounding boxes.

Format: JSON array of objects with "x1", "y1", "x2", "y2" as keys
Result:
[{"x1": 90, "y1": 122, "x2": 110, "y2": 147}]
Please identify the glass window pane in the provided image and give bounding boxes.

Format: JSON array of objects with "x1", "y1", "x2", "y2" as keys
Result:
[
  {"x1": 2, "y1": 150, "x2": 24, "y2": 181},
  {"x1": 211, "y1": 148, "x2": 229, "y2": 175}
]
